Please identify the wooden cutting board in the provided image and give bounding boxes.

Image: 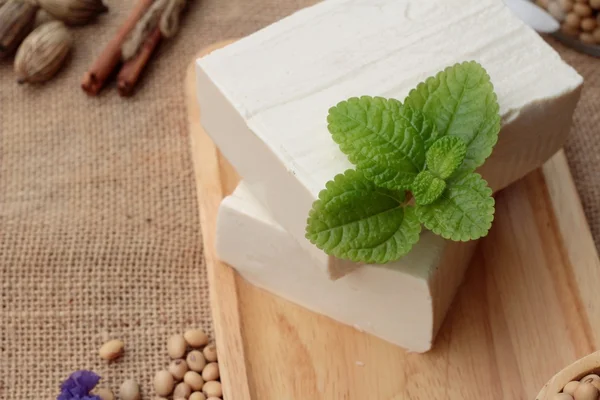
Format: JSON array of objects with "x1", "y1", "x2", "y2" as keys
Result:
[{"x1": 185, "y1": 41, "x2": 600, "y2": 400}]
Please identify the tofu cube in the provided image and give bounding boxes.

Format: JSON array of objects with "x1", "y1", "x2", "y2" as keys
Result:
[
  {"x1": 198, "y1": 0, "x2": 582, "y2": 278},
  {"x1": 217, "y1": 182, "x2": 478, "y2": 352}
]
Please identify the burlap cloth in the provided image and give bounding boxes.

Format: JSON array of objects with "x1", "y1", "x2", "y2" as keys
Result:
[{"x1": 0, "y1": 1, "x2": 597, "y2": 399}]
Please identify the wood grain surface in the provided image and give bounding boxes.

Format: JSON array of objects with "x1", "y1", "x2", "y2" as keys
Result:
[{"x1": 185, "y1": 41, "x2": 600, "y2": 400}]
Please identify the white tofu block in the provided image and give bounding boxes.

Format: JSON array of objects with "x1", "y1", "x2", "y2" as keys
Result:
[
  {"x1": 216, "y1": 182, "x2": 478, "y2": 352},
  {"x1": 198, "y1": 0, "x2": 582, "y2": 279}
]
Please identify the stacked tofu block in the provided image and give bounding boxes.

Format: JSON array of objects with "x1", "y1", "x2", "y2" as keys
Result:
[{"x1": 196, "y1": 0, "x2": 582, "y2": 352}]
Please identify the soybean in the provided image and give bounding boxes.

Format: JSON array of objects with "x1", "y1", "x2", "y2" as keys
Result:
[
  {"x1": 168, "y1": 334, "x2": 187, "y2": 359},
  {"x1": 99, "y1": 339, "x2": 124, "y2": 361},
  {"x1": 93, "y1": 388, "x2": 114, "y2": 400},
  {"x1": 154, "y1": 370, "x2": 175, "y2": 396},
  {"x1": 553, "y1": 394, "x2": 574, "y2": 400},
  {"x1": 565, "y1": 381, "x2": 581, "y2": 396},
  {"x1": 202, "y1": 363, "x2": 220, "y2": 382},
  {"x1": 187, "y1": 350, "x2": 207, "y2": 372},
  {"x1": 184, "y1": 371, "x2": 205, "y2": 391},
  {"x1": 559, "y1": 0, "x2": 574, "y2": 12},
  {"x1": 168, "y1": 359, "x2": 189, "y2": 380},
  {"x1": 566, "y1": 12, "x2": 582, "y2": 27},
  {"x1": 574, "y1": 3, "x2": 593, "y2": 16},
  {"x1": 184, "y1": 329, "x2": 209, "y2": 348},
  {"x1": 119, "y1": 380, "x2": 140, "y2": 400},
  {"x1": 581, "y1": 17, "x2": 598, "y2": 30},
  {"x1": 583, "y1": 374, "x2": 600, "y2": 391},
  {"x1": 574, "y1": 382, "x2": 600, "y2": 400},
  {"x1": 173, "y1": 382, "x2": 192, "y2": 399},
  {"x1": 550, "y1": 1, "x2": 568, "y2": 20},
  {"x1": 203, "y1": 344, "x2": 218, "y2": 363},
  {"x1": 202, "y1": 381, "x2": 223, "y2": 398}
]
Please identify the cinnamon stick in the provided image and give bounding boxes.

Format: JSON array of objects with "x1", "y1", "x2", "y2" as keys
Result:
[
  {"x1": 81, "y1": 0, "x2": 153, "y2": 95},
  {"x1": 116, "y1": 26, "x2": 162, "y2": 97}
]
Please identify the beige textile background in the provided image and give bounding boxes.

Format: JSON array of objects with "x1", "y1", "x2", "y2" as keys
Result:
[{"x1": 0, "y1": 1, "x2": 597, "y2": 399}]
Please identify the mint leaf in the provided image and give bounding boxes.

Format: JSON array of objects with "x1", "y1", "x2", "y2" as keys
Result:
[
  {"x1": 412, "y1": 170, "x2": 446, "y2": 206},
  {"x1": 396, "y1": 105, "x2": 440, "y2": 150},
  {"x1": 306, "y1": 169, "x2": 421, "y2": 263},
  {"x1": 327, "y1": 96, "x2": 427, "y2": 190},
  {"x1": 415, "y1": 172, "x2": 494, "y2": 241},
  {"x1": 405, "y1": 61, "x2": 501, "y2": 172},
  {"x1": 426, "y1": 136, "x2": 467, "y2": 179}
]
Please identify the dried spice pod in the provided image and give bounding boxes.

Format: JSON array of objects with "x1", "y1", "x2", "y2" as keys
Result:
[
  {"x1": 37, "y1": 0, "x2": 107, "y2": 25},
  {"x1": 34, "y1": 8, "x2": 54, "y2": 27},
  {"x1": 0, "y1": 0, "x2": 38, "y2": 58},
  {"x1": 14, "y1": 20, "x2": 72, "y2": 83}
]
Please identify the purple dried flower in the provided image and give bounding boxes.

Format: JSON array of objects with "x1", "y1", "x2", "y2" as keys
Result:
[{"x1": 58, "y1": 370, "x2": 102, "y2": 400}]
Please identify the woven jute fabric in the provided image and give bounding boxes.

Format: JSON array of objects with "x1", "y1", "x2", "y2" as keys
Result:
[
  {"x1": 558, "y1": 40, "x2": 600, "y2": 245},
  {"x1": 0, "y1": 1, "x2": 598, "y2": 399}
]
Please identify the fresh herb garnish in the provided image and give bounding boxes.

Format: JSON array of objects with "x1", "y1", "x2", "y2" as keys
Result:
[{"x1": 306, "y1": 61, "x2": 500, "y2": 264}]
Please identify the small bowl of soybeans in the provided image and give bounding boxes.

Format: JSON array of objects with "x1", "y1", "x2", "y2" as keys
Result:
[
  {"x1": 535, "y1": 0, "x2": 600, "y2": 56},
  {"x1": 537, "y1": 351, "x2": 600, "y2": 400}
]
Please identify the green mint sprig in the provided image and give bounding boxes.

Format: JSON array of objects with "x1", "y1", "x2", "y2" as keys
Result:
[{"x1": 305, "y1": 61, "x2": 500, "y2": 264}]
